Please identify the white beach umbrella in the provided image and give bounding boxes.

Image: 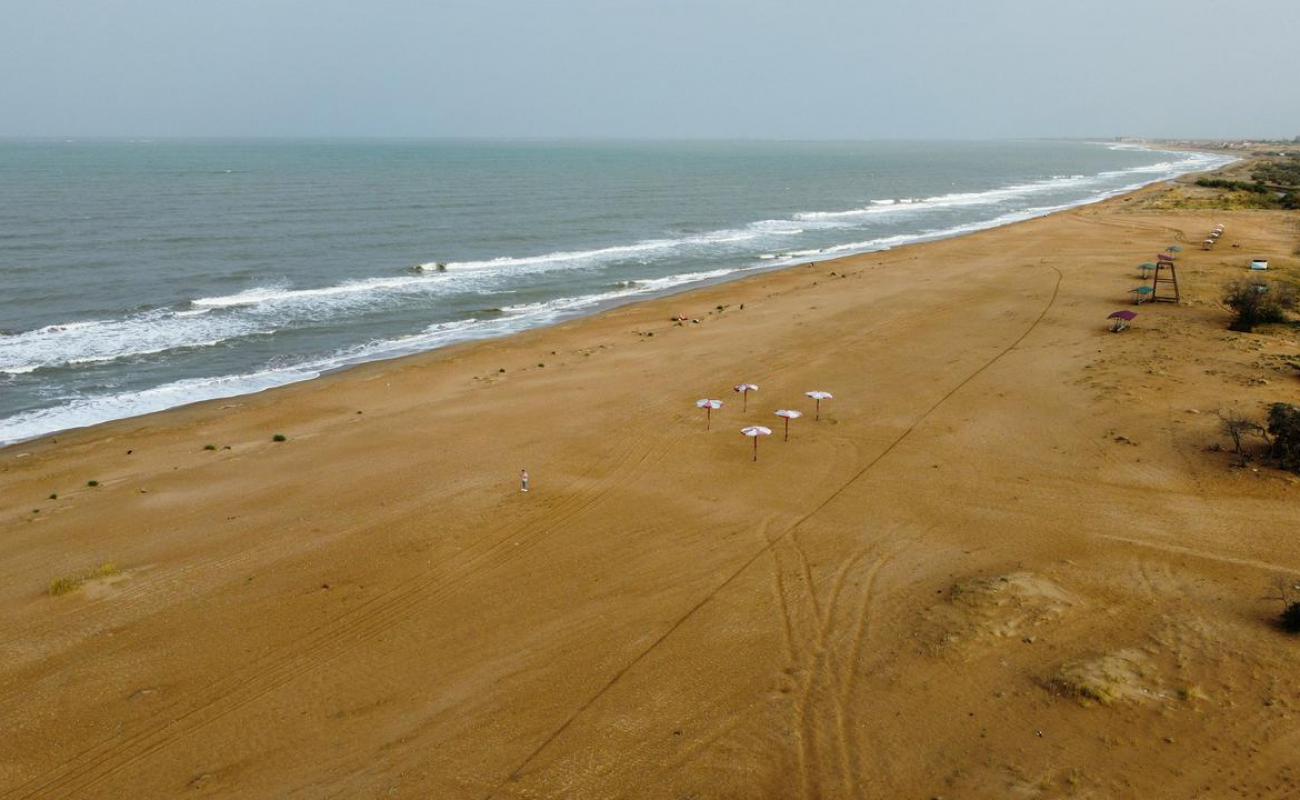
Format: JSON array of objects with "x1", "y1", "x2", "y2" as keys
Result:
[
  {"x1": 733, "y1": 383, "x2": 759, "y2": 411},
  {"x1": 741, "y1": 425, "x2": 773, "y2": 461},
  {"x1": 696, "y1": 398, "x2": 723, "y2": 429},
  {"x1": 805, "y1": 390, "x2": 833, "y2": 420},
  {"x1": 774, "y1": 409, "x2": 803, "y2": 441}
]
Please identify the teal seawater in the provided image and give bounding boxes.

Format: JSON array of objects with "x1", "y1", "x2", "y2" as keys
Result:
[{"x1": 0, "y1": 139, "x2": 1231, "y2": 444}]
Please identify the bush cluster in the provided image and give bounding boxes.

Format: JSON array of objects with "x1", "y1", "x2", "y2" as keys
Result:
[
  {"x1": 1222, "y1": 279, "x2": 1298, "y2": 332},
  {"x1": 1267, "y1": 403, "x2": 1300, "y2": 474}
]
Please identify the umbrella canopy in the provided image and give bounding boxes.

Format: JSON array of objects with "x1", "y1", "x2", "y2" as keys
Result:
[
  {"x1": 741, "y1": 425, "x2": 772, "y2": 461},
  {"x1": 1139, "y1": 262, "x2": 1157, "y2": 269},
  {"x1": 696, "y1": 398, "x2": 723, "y2": 429},
  {"x1": 1108, "y1": 310, "x2": 1138, "y2": 321},
  {"x1": 1166, "y1": 245, "x2": 1183, "y2": 253},
  {"x1": 805, "y1": 390, "x2": 833, "y2": 420},
  {"x1": 733, "y1": 382, "x2": 759, "y2": 410},
  {"x1": 774, "y1": 408, "x2": 802, "y2": 441}
]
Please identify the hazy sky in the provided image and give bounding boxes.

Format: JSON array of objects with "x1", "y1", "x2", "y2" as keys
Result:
[{"x1": 3, "y1": 0, "x2": 1298, "y2": 139}]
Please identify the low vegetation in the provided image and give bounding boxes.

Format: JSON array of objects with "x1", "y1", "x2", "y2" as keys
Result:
[
  {"x1": 272, "y1": 433, "x2": 287, "y2": 442},
  {"x1": 1218, "y1": 409, "x2": 1266, "y2": 467},
  {"x1": 48, "y1": 562, "x2": 120, "y2": 596},
  {"x1": 1267, "y1": 403, "x2": 1300, "y2": 473},
  {"x1": 1192, "y1": 156, "x2": 1300, "y2": 209},
  {"x1": 1222, "y1": 278, "x2": 1297, "y2": 332},
  {"x1": 86, "y1": 480, "x2": 99, "y2": 487}
]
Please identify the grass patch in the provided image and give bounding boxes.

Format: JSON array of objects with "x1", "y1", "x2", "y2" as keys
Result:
[
  {"x1": 48, "y1": 562, "x2": 120, "y2": 596},
  {"x1": 86, "y1": 480, "x2": 99, "y2": 487},
  {"x1": 48, "y1": 493, "x2": 57, "y2": 500},
  {"x1": 203, "y1": 443, "x2": 217, "y2": 451},
  {"x1": 272, "y1": 433, "x2": 287, "y2": 442}
]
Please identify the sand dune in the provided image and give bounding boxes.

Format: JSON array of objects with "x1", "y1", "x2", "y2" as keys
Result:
[{"x1": 1, "y1": 181, "x2": 1298, "y2": 798}]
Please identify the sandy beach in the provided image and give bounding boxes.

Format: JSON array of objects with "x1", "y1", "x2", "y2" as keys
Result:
[{"x1": 2, "y1": 175, "x2": 1299, "y2": 798}]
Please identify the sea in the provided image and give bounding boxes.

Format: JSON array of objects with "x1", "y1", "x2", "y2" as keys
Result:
[{"x1": 0, "y1": 139, "x2": 1233, "y2": 445}]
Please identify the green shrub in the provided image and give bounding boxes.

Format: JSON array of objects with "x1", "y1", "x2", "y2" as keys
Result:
[
  {"x1": 272, "y1": 434, "x2": 287, "y2": 442},
  {"x1": 1223, "y1": 279, "x2": 1297, "y2": 332},
  {"x1": 86, "y1": 480, "x2": 99, "y2": 487},
  {"x1": 1267, "y1": 403, "x2": 1300, "y2": 473},
  {"x1": 203, "y1": 443, "x2": 217, "y2": 451}
]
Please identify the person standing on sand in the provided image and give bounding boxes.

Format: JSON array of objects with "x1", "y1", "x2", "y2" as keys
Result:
[{"x1": 520, "y1": 468, "x2": 529, "y2": 493}]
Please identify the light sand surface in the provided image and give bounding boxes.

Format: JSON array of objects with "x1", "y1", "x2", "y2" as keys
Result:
[{"x1": 2, "y1": 181, "x2": 1299, "y2": 798}]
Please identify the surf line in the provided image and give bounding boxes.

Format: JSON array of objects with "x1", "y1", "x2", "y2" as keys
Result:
[{"x1": 482, "y1": 266, "x2": 1065, "y2": 797}]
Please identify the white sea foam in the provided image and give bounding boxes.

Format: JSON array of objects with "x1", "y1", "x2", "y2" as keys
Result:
[
  {"x1": 0, "y1": 267, "x2": 749, "y2": 445},
  {"x1": 0, "y1": 144, "x2": 1236, "y2": 445},
  {"x1": 0, "y1": 310, "x2": 274, "y2": 375},
  {"x1": 792, "y1": 151, "x2": 1223, "y2": 222}
]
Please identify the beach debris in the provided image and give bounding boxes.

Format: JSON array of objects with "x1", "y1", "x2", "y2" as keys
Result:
[
  {"x1": 696, "y1": 398, "x2": 723, "y2": 429},
  {"x1": 774, "y1": 409, "x2": 803, "y2": 441},
  {"x1": 1107, "y1": 310, "x2": 1137, "y2": 332},
  {"x1": 805, "y1": 390, "x2": 833, "y2": 420},
  {"x1": 733, "y1": 383, "x2": 759, "y2": 411},
  {"x1": 741, "y1": 425, "x2": 772, "y2": 461}
]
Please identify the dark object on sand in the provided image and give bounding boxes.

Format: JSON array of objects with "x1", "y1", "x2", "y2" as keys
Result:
[
  {"x1": 1282, "y1": 602, "x2": 1300, "y2": 633},
  {"x1": 1108, "y1": 310, "x2": 1137, "y2": 332}
]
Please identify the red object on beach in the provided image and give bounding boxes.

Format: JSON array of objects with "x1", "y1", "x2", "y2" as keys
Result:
[
  {"x1": 733, "y1": 383, "x2": 759, "y2": 411},
  {"x1": 741, "y1": 425, "x2": 772, "y2": 461},
  {"x1": 696, "y1": 398, "x2": 722, "y2": 429},
  {"x1": 1157, "y1": 252, "x2": 1175, "y2": 262}
]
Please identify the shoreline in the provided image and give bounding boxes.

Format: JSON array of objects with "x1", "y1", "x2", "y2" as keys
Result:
[{"x1": 0, "y1": 144, "x2": 1234, "y2": 449}]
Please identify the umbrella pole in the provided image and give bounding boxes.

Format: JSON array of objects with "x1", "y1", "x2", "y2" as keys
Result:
[
  {"x1": 706, "y1": 407, "x2": 711, "y2": 430},
  {"x1": 815, "y1": 399, "x2": 820, "y2": 421},
  {"x1": 753, "y1": 436, "x2": 758, "y2": 462},
  {"x1": 784, "y1": 417, "x2": 789, "y2": 441},
  {"x1": 743, "y1": 392, "x2": 748, "y2": 412}
]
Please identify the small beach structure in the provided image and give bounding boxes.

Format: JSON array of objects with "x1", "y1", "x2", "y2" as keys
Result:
[
  {"x1": 696, "y1": 398, "x2": 723, "y2": 429},
  {"x1": 774, "y1": 409, "x2": 803, "y2": 441},
  {"x1": 1250, "y1": 258, "x2": 1269, "y2": 271},
  {"x1": 741, "y1": 425, "x2": 772, "y2": 461},
  {"x1": 1203, "y1": 238, "x2": 1216, "y2": 250},
  {"x1": 805, "y1": 390, "x2": 833, "y2": 420},
  {"x1": 733, "y1": 383, "x2": 759, "y2": 411},
  {"x1": 1131, "y1": 285, "x2": 1154, "y2": 304},
  {"x1": 1139, "y1": 262, "x2": 1157, "y2": 277},
  {"x1": 1108, "y1": 309, "x2": 1137, "y2": 332}
]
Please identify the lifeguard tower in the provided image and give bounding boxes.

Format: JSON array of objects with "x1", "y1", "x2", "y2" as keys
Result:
[{"x1": 1151, "y1": 251, "x2": 1180, "y2": 303}]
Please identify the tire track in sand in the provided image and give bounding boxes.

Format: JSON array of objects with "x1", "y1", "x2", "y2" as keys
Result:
[{"x1": 483, "y1": 267, "x2": 1063, "y2": 798}]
